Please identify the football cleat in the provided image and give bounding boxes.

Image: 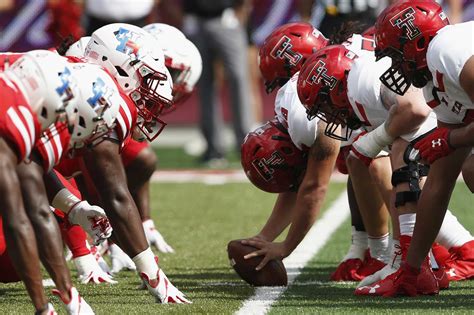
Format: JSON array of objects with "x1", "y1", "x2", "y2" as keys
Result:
[
  {"x1": 331, "y1": 258, "x2": 363, "y2": 281},
  {"x1": 140, "y1": 268, "x2": 191, "y2": 304},
  {"x1": 357, "y1": 241, "x2": 402, "y2": 288},
  {"x1": 444, "y1": 240, "x2": 474, "y2": 281},
  {"x1": 52, "y1": 287, "x2": 94, "y2": 314},
  {"x1": 431, "y1": 242, "x2": 450, "y2": 268},
  {"x1": 433, "y1": 266, "x2": 449, "y2": 290},
  {"x1": 109, "y1": 243, "x2": 136, "y2": 274},
  {"x1": 355, "y1": 250, "x2": 386, "y2": 279},
  {"x1": 142, "y1": 219, "x2": 175, "y2": 253}
]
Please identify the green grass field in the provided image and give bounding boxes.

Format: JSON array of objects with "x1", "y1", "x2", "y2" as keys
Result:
[{"x1": 0, "y1": 182, "x2": 472, "y2": 314}]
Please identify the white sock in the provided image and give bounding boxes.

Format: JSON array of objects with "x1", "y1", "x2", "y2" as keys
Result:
[
  {"x1": 399, "y1": 213, "x2": 417, "y2": 236},
  {"x1": 343, "y1": 226, "x2": 368, "y2": 260},
  {"x1": 132, "y1": 247, "x2": 158, "y2": 279},
  {"x1": 368, "y1": 233, "x2": 390, "y2": 263},
  {"x1": 389, "y1": 239, "x2": 402, "y2": 269},
  {"x1": 435, "y1": 209, "x2": 474, "y2": 249}
]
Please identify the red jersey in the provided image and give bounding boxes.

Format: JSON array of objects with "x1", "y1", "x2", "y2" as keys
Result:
[
  {"x1": 0, "y1": 76, "x2": 41, "y2": 163},
  {"x1": 35, "y1": 122, "x2": 71, "y2": 172}
]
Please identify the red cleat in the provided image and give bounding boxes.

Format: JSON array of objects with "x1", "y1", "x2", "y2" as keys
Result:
[
  {"x1": 431, "y1": 242, "x2": 450, "y2": 268},
  {"x1": 355, "y1": 235, "x2": 439, "y2": 297},
  {"x1": 433, "y1": 266, "x2": 449, "y2": 290},
  {"x1": 355, "y1": 250, "x2": 386, "y2": 280},
  {"x1": 331, "y1": 258, "x2": 363, "y2": 281},
  {"x1": 444, "y1": 240, "x2": 474, "y2": 281}
]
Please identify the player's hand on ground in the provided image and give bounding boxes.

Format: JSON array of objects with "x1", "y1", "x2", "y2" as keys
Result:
[
  {"x1": 68, "y1": 201, "x2": 113, "y2": 245},
  {"x1": 143, "y1": 219, "x2": 175, "y2": 253},
  {"x1": 241, "y1": 239, "x2": 288, "y2": 270}
]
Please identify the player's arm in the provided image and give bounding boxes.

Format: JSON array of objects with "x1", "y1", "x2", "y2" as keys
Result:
[
  {"x1": 82, "y1": 138, "x2": 148, "y2": 256},
  {"x1": 252, "y1": 191, "x2": 297, "y2": 242},
  {"x1": 351, "y1": 86, "x2": 431, "y2": 165},
  {"x1": 243, "y1": 122, "x2": 339, "y2": 269}
]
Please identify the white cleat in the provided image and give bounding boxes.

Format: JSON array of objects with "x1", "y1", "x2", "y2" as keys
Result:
[
  {"x1": 53, "y1": 287, "x2": 94, "y2": 315},
  {"x1": 40, "y1": 302, "x2": 57, "y2": 315},
  {"x1": 141, "y1": 269, "x2": 191, "y2": 304},
  {"x1": 74, "y1": 254, "x2": 117, "y2": 284},
  {"x1": 109, "y1": 243, "x2": 136, "y2": 274},
  {"x1": 143, "y1": 220, "x2": 175, "y2": 253},
  {"x1": 356, "y1": 263, "x2": 398, "y2": 288}
]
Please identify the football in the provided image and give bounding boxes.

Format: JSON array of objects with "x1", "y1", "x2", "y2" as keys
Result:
[{"x1": 227, "y1": 239, "x2": 288, "y2": 286}]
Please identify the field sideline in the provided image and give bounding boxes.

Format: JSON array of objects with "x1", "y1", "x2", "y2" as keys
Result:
[{"x1": 0, "y1": 180, "x2": 472, "y2": 314}]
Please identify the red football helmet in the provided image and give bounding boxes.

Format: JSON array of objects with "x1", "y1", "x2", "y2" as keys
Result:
[
  {"x1": 362, "y1": 26, "x2": 376, "y2": 39},
  {"x1": 375, "y1": 0, "x2": 449, "y2": 95},
  {"x1": 297, "y1": 45, "x2": 360, "y2": 141},
  {"x1": 241, "y1": 119, "x2": 307, "y2": 193},
  {"x1": 258, "y1": 22, "x2": 329, "y2": 93}
]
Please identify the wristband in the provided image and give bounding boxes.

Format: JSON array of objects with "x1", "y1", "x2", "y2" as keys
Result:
[{"x1": 52, "y1": 188, "x2": 81, "y2": 213}]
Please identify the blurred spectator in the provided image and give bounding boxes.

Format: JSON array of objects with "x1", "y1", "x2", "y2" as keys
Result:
[
  {"x1": 84, "y1": 0, "x2": 158, "y2": 35},
  {"x1": 182, "y1": 0, "x2": 254, "y2": 166},
  {"x1": 301, "y1": 0, "x2": 380, "y2": 37},
  {"x1": 0, "y1": 0, "x2": 54, "y2": 51},
  {"x1": 48, "y1": 0, "x2": 84, "y2": 45}
]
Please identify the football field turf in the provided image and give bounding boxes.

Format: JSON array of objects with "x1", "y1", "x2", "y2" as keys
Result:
[{"x1": 0, "y1": 181, "x2": 473, "y2": 314}]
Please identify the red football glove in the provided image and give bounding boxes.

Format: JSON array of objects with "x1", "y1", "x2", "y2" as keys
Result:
[
  {"x1": 331, "y1": 258, "x2": 363, "y2": 281},
  {"x1": 335, "y1": 146, "x2": 351, "y2": 174},
  {"x1": 413, "y1": 127, "x2": 454, "y2": 164}
]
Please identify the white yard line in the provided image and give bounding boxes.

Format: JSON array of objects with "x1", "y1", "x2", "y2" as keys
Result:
[{"x1": 235, "y1": 191, "x2": 350, "y2": 315}]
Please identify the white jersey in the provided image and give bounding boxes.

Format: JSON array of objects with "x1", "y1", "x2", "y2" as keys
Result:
[
  {"x1": 423, "y1": 22, "x2": 474, "y2": 125},
  {"x1": 274, "y1": 72, "x2": 318, "y2": 150},
  {"x1": 347, "y1": 54, "x2": 437, "y2": 142},
  {"x1": 343, "y1": 34, "x2": 376, "y2": 58}
]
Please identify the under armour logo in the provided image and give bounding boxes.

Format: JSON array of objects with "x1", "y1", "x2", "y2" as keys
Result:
[
  {"x1": 305, "y1": 60, "x2": 338, "y2": 90},
  {"x1": 270, "y1": 36, "x2": 303, "y2": 66},
  {"x1": 389, "y1": 7, "x2": 421, "y2": 40},
  {"x1": 252, "y1": 151, "x2": 285, "y2": 181},
  {"x1": 447, "y1": 268, "x2": 456, "y2": 278},
  {"x1": 432, "y1": 139, "x2": 442, "y2": 148}
]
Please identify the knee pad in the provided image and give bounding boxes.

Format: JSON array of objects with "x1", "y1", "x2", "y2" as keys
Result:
[{"x1": 391, "y1": 162, "x2": 430, "y2": 207}]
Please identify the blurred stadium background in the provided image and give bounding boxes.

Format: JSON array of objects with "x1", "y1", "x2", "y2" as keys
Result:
[{"x1": 2, "y1": 0, "x2": 469, "y2": 168}]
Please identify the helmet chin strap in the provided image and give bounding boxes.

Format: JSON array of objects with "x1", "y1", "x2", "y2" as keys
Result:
[{"x1": 411, "y1": 68, "x2": 432, "y2": 88}]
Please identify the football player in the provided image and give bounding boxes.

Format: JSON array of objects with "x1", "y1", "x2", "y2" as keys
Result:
[
  {"x1": 365, "y1": 0, "x2": 474, "y2": 296},
  {"x1": 0, "y1": 50, "x2": 95, "y2": 314},
  {"x1": 50, "y1": 23, "x2": 190, "y2": 303},
  {"x1": 297, "y1": 41, "x2": 474, "y2": 296}
]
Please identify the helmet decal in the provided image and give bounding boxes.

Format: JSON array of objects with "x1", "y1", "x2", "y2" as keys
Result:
[
  {"x1": 389, "y1": 7, "x2": 421, "y2": 40},
  {"x1": 252, "y1": 151, "x2": 286, "y2": 181},
  {"x1": 270, "y1": 35, "x2": 303, "y2": 66},
  {"x1": 87, "y1": 77, "x2": 112, "y2": 108},
  {"x1": 305, "y1": 60, "x2": 338, "y2": 90},
  {"x1": 114, "y1": 27, "x2": 142, "y2": 58},
  {"x1": 56, "y1": 67, "x2": 74, "y2": 101}
]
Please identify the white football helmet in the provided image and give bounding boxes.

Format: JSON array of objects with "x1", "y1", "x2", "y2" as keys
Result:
[
  {"x1": 68, "y1": 63, "x2": 122, "y2": 149},
  {"x1": 84, "y1": 23, "x2": 173, "y2": 141},
  {"x1": 66, "y1": 36, "x2": 91, "y2": 58},
  {"x1": 143, "y1": 23, "x2": 202, "y2": 107},
  {"x1": 4, "y1": 50, "x2": 79, "y2": 130}
]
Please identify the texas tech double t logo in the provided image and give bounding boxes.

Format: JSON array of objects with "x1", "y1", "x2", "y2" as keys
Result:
[
  {"x1": 389, "y1": 7, "x2": 421, "y2": 40},
  {"x1": 270, "y1": 36, "x2": 303, "y2": 66},
  {"x1": 305, "y1": 60, "x2": 337, "y2": 90},
  {"x1": 252, "y1": 151, "x2": 285, "y2": 181}
]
